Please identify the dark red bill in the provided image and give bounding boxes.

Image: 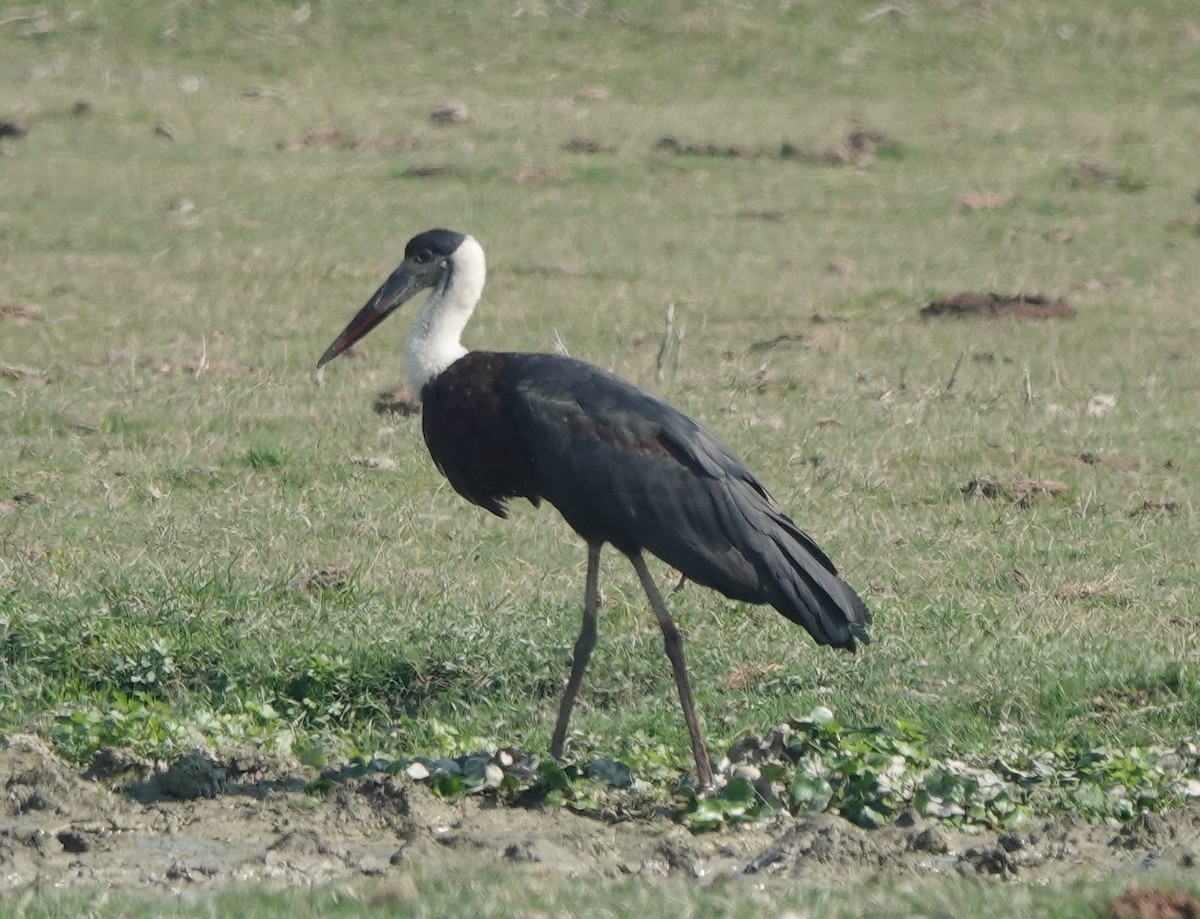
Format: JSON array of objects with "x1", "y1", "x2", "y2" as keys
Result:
[{"x1": 317, "y1": 266, "x2": 424, "y2": 368}]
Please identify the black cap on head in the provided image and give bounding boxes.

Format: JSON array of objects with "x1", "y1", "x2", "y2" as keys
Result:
[{"x1": 404, "y1": 228, "x2": 466, "y2": 260}]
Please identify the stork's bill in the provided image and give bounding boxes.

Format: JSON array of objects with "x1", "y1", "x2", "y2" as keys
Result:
[{"x1": 317, "y1": 264, "x2": 424, "y2": 368}]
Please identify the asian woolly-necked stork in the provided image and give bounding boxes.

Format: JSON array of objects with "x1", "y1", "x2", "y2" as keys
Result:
[{"x1": 318, "y1": 228, "x2": 870, "y2": 787}]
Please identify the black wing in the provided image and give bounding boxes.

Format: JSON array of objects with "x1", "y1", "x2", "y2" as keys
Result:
[{"x1": 501, "y1": 353, "x2": 870, "y2": 650}]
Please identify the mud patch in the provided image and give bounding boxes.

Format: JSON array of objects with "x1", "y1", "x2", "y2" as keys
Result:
[
  {"x1": 1131, "y1": 500, "x2": 1182, "y2": 517},
  {"x1": 0, "y1": 302, "x2": 43, "y2": 325},
  {"x1": 780, "y1": 128, "x2": 896, "y2": 167},
  {"x1": 961, "y1": 477, "x2": 1069, "y2": 506},
  {"x1": 1065, "y1": 156, "x2": 1147, "y2": 192},
  {"x1": 655, "y1": 135, "x2": 760, "y2": 159},
  {"x1": 955, "y1": 190, "x2": 1013, "y2": 211},
  {"x1": 655, "y1": 128, "x2": 895, "y2": 166},
  {"x1": 921, "y1": 292, "x2": 1075, "y2": 320},
  {"x1": 505, "y1": 165, "x2": 561, "y2": 184},
  {"x1": 1054, "y1": 579, "x2": 1132, "y2": 606},
  {"x1": 1110, "y1": 884, "x2": 1200, "y2": 919},
  {"x1": 430, "y1": 102, "x2": 469, "y2": 125},
  {"x1": 748, "y1": 332, "x2": 808, "y2": 354},
  {"x1": 735, "y1": 208, "x2": 790, "y2": 222},
  {"x1": 0, "y1": 120, "x2": 29, "y2": 139},
  {"x1": 4, "y1": 735, "x2": 1200, "y2": 897},
  {"x1": 0, "y1": 492, "x2": 47, "y2": 516},
  {"x1": 1078, "y1": 452, "x2": 1142, "y2": 472},
  {"x1": 563, "y1": 136, "x2": 614, "y2": 154},
  {"x1": 0, "y1": 364, "x2": 47, "y2": 382},
  {"x1": 280, "y1": 128, "x2": 416, "y2": 153},
  {"x1": 402, "y1": 164, "x2": 461, "y2": 179},
  {"x1": 373, "y1": 384, "x2": 421, "y2": 416},
  {"x1": 291, "y1": 565, "x2": 351, "y2": 593}
]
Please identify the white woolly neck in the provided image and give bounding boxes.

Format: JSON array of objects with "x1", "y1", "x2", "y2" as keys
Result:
[{"x1": 405, "y1": 235, "x2": 485, "y2": 396}]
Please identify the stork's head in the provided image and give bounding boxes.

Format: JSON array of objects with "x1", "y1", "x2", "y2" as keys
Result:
[{"x1": 317, "y1": 228, "x2": 469, "y2": 368}]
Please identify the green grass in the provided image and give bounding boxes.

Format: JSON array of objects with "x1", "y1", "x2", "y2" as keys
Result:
[
  {"x1": 2, "y1": 0, "x2": 1200, "y2": 910},
  {"x1": 7, "y1": 871, "x2": 1200, "y2": 919}
]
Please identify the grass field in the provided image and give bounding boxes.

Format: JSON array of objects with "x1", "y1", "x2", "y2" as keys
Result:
[
  {"x1": 4, "y1": 871, "x2": 1195, "y2": 919},
  {"x1": 2, "y1": 0, "x2": 1200, "y2": 912}
]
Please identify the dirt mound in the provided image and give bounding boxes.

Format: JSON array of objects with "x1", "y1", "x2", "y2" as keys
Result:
[
  {"x1": 921, "y1": 292, "x2": 1075, "y2": 320},
  {"x1": 3, "y1": 736, "x2": 1200, "y2": 895},
  {"x1": 1111, "y1": 884, "x2": 1200, "y2": 919},
  {"x1": 280, "y1": 128, "x2": 415, "y2": 153},
  {"x1": 961, "y1": 477, "x2": 1069, "y2": 506}
]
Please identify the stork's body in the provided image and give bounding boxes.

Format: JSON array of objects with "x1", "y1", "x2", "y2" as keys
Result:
[{"x1": 319, "y1": 229, "x2": 870, "y2": 787}]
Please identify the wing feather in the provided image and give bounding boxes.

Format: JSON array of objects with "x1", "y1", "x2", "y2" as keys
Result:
[{"x1": 502, "y1": 353, "x2": 870, "y2": 649}]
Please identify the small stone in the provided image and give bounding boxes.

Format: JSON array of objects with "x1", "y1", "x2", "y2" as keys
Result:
[
  {"x1": 405, "y1": 761, "x2": 430, "y2": 781},
  {"x1": 484, "y1": 764, "x2": 504, "y2": 788},
  {"x1": 731, "y1": 764, "x2": 761, "y2": 783}
]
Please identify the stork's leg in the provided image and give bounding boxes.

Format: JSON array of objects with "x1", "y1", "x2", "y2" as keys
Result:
[
  {"x1": 629, "y1": 552, "x2": 715, "y2": 789},
  {"x1": 551, "y1": 542, "x2": 602, "y2": 761}
]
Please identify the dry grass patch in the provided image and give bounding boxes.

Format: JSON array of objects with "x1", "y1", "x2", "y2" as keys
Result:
[{"x1": 961, "y1": 478, "x2": 1070, "y2": 506}]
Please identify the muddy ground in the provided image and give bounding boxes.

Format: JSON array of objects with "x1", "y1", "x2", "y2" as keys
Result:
[{"x1": 2, "y1": 734, "x2": 1198, "y2": 897}]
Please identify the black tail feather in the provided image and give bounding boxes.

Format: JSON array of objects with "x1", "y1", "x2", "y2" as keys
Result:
[{"x1": 728, "y1": 480, "x2": 871, "y2": 651}]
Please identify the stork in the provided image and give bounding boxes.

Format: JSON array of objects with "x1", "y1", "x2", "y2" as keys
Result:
[{"x1": 318, "y1": 229, "x2": 870, "y2": 788}]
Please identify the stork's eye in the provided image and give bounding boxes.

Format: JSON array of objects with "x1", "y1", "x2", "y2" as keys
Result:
[{"x1": 414, "y1": 249, "x2": 434, "y2": 264}]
